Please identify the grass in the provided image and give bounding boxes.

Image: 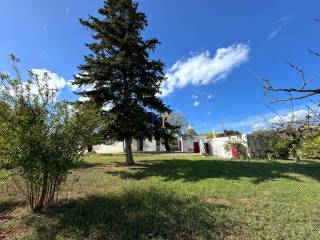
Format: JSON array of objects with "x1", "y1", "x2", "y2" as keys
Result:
[{"x1": 1, "y1": 153, "x2": 320, "y2": 239}]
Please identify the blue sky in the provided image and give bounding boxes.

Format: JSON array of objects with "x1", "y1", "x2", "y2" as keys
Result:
[{"x1": 1, "y1": 0, "x2": 320, "y2": 133}]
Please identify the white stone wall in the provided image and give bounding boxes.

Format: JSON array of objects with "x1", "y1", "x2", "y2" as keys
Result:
[
  {"x1": 93, "y1": 138, "x2": 165, "y2": 154},
  {"x1": 144, "y1": 138, "x2": 166, "y2": 152},
  {"x1": 181, "y1": 138, "x2": 196, "y2": 153},
  {"x1": 209, "y1": 135, "x2": 248, "y2": 158},
  {"x1": 209, "y1": 137, "x2": 231, "y2": 158},
  {"x1": 180, "y1": 135, "x2": 248, "y2": 158},
  {"x1": 93, "y1": 141, "x2": 124, "y2": 154}
]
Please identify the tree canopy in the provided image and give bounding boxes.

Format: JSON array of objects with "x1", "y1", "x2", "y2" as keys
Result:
[{"x1": 73, "y1": 0, "x2": 170, "y2": 165}]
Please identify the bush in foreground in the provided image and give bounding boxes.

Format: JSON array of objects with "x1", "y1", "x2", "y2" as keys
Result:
[{"x1": 0, "y1": 56, "x2": 101, "y2": 211}]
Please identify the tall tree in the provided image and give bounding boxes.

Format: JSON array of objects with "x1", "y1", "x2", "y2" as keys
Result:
[{"x1": 74, "y1": 0, "x2": 170, "y2": 165}]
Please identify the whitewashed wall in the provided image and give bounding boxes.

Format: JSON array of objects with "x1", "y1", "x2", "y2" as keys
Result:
[
  {"x1": 145, "y1": 138, "x2": 166, "y2": 152},
  {"x1": 181, "y1": 137, "x2": 197, "y2": 152},
  {"x1": 93, "y1": 138, "x2": 165, "y2": 154},
  {"x1": 93, "y1": 141, "x2": 124, "y2": 154},
  {"x1": 209, "y1": 135, "x2": 248, "y2": 158},
  {"x1": 180, "y1": 135, "x2": 248, "y2": 158},
  {"x1": 209, "y1": 137, "x2": 231, "y2": 158}
]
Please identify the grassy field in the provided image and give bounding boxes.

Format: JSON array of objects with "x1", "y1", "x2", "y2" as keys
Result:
[{"x1": 1, "y1": 153, "x2": 320, "y2": 239}]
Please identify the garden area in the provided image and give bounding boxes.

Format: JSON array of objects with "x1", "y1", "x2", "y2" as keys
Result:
[
  {"x1": 1, "y1": 154, "x2": 320, "y2": 240},
  {"x1": 1, "y1": 0, "x2": 320, "y2": 239}
]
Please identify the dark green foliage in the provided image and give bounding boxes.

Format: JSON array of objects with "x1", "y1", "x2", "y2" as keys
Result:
[
  {"x1": 268, "y1": 137, "x2": 291, "y2": 159},
  {"x1": 247, "y1": 130, "x2": 274, "y2": 159},
  {"x1": 74, "y1": 0, "x2": 170, "y2": 165}
]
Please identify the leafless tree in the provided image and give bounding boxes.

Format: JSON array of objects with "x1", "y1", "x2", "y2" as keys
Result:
[
  {"x1": 260, "y1": 102, "x2": 320, "y2": 161},
  {"x1": 262, "y1": 19, "x2": 320, "y2": 102}
]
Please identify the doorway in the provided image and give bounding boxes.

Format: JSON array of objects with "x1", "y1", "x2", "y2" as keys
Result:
[{"x1": 193, "y1": 142, "x2": 200, "y2": 153}]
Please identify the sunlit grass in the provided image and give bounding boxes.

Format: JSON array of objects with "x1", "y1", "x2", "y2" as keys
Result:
[{"x1": 1, "y1": 154, "x2": 320, "y2": 239}]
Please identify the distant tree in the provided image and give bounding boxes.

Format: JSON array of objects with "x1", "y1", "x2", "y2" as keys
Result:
[
  {"x1": 74, "y1": 0, "x2": 170, "y2": 165},
  {"x1": 0, "y1": 56, "x2": 100, "y2": 211},
  {"x1": 72, "y1": 103, "x2": 107, "y2": 152},
  {"x1": 260, "y1": 106, "x2": 320, "y2": 161},
  {"x1": 267, "y1": 136, "x2": 291, "y2": 159},
  {"x1": 216, "y1": 130, "x2": 242, "y2": 138},
  {"x1": 154, "y1": 112, "x2": 188, "y2": 151},
  {"x1": 167, "y1": 112, "x2": 189, "y2": 136}
]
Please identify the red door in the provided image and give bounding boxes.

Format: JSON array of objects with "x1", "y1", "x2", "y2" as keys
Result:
[
  {"x1": 232, "y1": 148, "x2": 239, "y2": 158},
  {"x1": 194, "y1": 142, "x2": 200, "y2": 153}
]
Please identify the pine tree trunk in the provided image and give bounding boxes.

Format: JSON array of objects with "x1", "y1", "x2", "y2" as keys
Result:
[
  {"x1": 34, "y1": 172, "x2": 48, "y2": 212},
  {"x1": 124, "y1": 138, "x2": 135, "y2": 166},
  {"x1": 164, "y1": 138, "x2": 171, "y2": 152}
]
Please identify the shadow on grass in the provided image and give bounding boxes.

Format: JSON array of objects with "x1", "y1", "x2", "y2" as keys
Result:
[
  {"x1": 109, "y1": 159, "x2": 320, "y2": 184},
  {"x1": 0, "y1": 200, "x2": 24, "y2": 216},
  {"x1": 25, "y1": 189, "x2": 233, "y2": 240},
  {"x1": 74, "y1": 161, "x2": 104, "y2": 169}
]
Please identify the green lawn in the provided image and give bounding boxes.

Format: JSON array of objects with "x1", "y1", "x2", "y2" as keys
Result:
[{"x1": 1, "y1": 154, "x2": 320, "y2": 239}]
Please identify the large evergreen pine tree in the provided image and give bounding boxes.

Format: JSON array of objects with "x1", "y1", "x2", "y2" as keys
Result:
[{"x1": 74, "y1": 0, "x2": 170, "y2": 165}]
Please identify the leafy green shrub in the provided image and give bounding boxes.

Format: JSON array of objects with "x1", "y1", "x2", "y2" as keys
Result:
[
  {"x1": 298, "y1": 136, "x2": 320, "y2": 159},
  {"x1": 224, "y1": 140, "x2": 248, "y2": 159},
  {"x1": 0, "y1": 56, "x2": 102, "y2": 211},
  {"x1": 267, "y1": 138, "x2": 291, "y2": 159}
]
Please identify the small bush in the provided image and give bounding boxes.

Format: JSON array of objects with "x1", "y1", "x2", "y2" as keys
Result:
[
  {"x1": 224, "y1": 140, "x2": 248, "y2": 159},
  {"x1": 0, "y1": 56, "x2": 101, "y2": 211},
  {"x1": 267, "y1": 138, "x2": 291, "y2": 159},
  {"x1": 298, "y1": 136, "x2": 320, "y2": 159}
]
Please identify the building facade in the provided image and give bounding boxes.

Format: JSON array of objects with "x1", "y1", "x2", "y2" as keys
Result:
[
  {"x1": 178, "y1": 126, "x2": 248, "y2": 158},
  {"x1": 93, "y1": 138, "x2": 165, "y2": 154}
]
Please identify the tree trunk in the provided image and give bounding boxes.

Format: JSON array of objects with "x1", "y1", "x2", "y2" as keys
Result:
[
  {"x1": 34, "y1": 172, "x2": 48, "y2": 212},
  {"x1": 292, "y1": 151, "x2": 300, "y2": 162},
  {"x1": 291, "y1": 147, "x2": 300, "y2": 162},
  {"x1": 124, "y1": 138, "x2": 135, "y2": 166},
  {"x1": 164, "y1": 138, "x2": 171, "y2": 152},
  {"x1": 87, "y1": 145, "x2": 93, "y2": 153}
]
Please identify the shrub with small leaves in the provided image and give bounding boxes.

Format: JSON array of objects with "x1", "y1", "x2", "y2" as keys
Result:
[{"x1": 0, "y1": 55, "x2": 102, "y2": 211}]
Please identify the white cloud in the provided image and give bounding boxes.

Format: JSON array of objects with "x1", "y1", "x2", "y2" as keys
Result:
[
  {"x1": 1, "y1": 69, "x2": 67, "y2": 100},
  {"x1": 267, "y1": 15, "x2": 293, "y2": 40},
  {"x1": 207, "y1": 94, "x2": 213, "y2": 99},
  {"x1": 193, "y1": 101, "x2": 200, "y2": 107},
  {"x1": 68, "y1": 79, "x2": 81, "y2": 91},
  {"x1": 192, "y1": 106, "x2": 313, "y2": 133},
  {"x1": 31, "y1": 69, "x2": 67, "y2": 91},
  {"x1": 252, "y1": 109, "x2": 308, "y2": 130},
  {"x1": 191, "y1": 94, "x2": 198, "y2": 99},
  {"x1": 160, "y1": 43, "x2": 250, "y2": 96}
]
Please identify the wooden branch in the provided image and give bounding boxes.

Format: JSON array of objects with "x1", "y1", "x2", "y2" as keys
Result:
[{"x1": 308, "y1": 49, "x2": 320, "y2": 57}]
